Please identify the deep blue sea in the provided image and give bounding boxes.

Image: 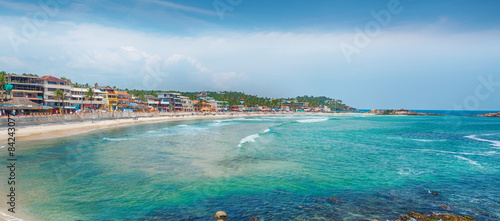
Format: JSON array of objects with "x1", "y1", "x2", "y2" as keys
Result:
[
  {"x1": 2, "y1": 114, "x2": 500, "y2": 220},
  {"x1": 358, "y1": 109, "x2": 500, "y2": 116}
]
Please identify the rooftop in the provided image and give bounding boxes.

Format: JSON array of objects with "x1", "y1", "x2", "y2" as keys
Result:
[{"x1": 41, "y1": 75, "x2": 70, "y2": 83}]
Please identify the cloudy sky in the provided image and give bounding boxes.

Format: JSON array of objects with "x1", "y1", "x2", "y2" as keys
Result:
[{"x1": 1, "y1": 0, "x2": 499, "y2": 110}]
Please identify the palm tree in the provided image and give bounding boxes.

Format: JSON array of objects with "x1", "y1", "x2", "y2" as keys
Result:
[
  {"x1": 53, "y1": 88, "x2": 67, "y2": 114},
  {"x1": 84, "y1": 87, "x2": 95, "y2": 111},
  {"x1": 0, "y1": 72, "x2": 7, "y2": 101},
  {"x1": 196, "y1": 98, "x2": 206, "y2": 112}
]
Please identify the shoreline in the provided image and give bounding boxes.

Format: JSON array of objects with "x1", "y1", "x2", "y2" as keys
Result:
[
  {"x1": 0, "y1": 112, "x2": 356, "y2": 221},
  {"x1": 0, "y1": 112, "x2": 356, "y2": 143}
]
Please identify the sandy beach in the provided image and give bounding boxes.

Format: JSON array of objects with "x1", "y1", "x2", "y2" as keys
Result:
[
  {"x1": 0, "y1": 111, "x2": 362, "y2": 221},
  {"x1": 0, "y1": 112, "x2": 351, "y2": 143}
]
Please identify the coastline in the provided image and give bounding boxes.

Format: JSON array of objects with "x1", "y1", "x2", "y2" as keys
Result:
[
  {"x1": 0, "y1": 112, "x2": 356, "y2": 221},
  {"x1": 0, "y1": 112, "x2": 357, "y2": 143}
]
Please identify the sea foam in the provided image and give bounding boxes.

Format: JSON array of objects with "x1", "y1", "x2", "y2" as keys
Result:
[
  {"x1": 103, "y1": 137, "x2": 131, "y2": 141},
  {"x1": 0, "y1": 211, "x2": 23, "y2": 221},
  {"x1": 237, "y1": 133, "x2": 260, "y2": 148},
  {"x1": 454, "y1": 155, "x2": 483, "y2": 168},
  {"x1": 237, "y1": 128, "x2": 271, "y2": 148},
  {"x1": 465, "y1": 134, "x2": 500, "y2": 148},
  {"x1": 296, "y1": 118, "x2": 328, "y2": 123}
]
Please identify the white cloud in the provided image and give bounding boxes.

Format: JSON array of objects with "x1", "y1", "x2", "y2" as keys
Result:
[
  {"x1": 160, "y1": 54, "x2": 248, "y2": 90},
  {"x1": 142, "y1": 0, "x2": 217, "y2": 16},
  {"x1": 0, "y1": 17, "x2": 499, "y2": 109},
  {"x1": 0, "y1": 56, "x2": 25, "y2": 67}
]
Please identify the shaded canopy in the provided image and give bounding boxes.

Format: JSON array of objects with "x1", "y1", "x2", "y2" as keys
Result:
[{"x1": 0, "y1": 97, "x2": 47, "y2": 110}]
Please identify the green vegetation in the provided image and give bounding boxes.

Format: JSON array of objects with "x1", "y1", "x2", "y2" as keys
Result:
[
  {"x1": 53, "y1": 88, "x2": 67, "y2": 110},
  {"x1": 383, "y1": 109, "x2": 395, "y2": 115},
  {"x1": 126, "y1": 89, "x2": 159, "y2": 98},
  {"x1": 84, "y1": 87, "x2": 95, "y2": 109}
]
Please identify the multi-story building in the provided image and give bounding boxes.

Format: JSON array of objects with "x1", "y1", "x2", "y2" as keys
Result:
[
  {"x1": 116, "y1": 91, "x2": 131, "y2": 110},
  {"x1": 6, "y1": 74, "x2": 44, "y2": 104},
  {"x1": 180, "y1": 96, "x2": 194, "y2": 112},
  {"x1": 97, "y1": 86, "x2": 118, "y2": 110},
  {"x1": 193, "y1": 99, "x2": 215, "y2": 112},
  {"x1": 157, "y1": 92, "x2": 183, "y2": 112},
  {"x1": 41, "y1": 75, "x2": 72, "y2": 108},
  {"x1": 296, "y1": 102, "x2": 309, "y2": 109},
  {"x1": 216, "y1": 101, "x2": 229, "y2": 112},
  {"x1": 143, "y1": 95, "x2": 169, "y2": 111},
  {"x1": 70, "y1": 87, "x2": 106, "y2": 111}
]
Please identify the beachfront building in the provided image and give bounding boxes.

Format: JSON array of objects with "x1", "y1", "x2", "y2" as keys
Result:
[
  {"x1": 231, "y1": 105, "x2": 245, "y2": 112},
  {"x1": 6, "y1": 74, "x2": 44, "y2": 104},
  {"x1": 70, "y1": 87, "x2": 106, "y2": 111},
  {"x1": 216, "y1": 101, "x2": 229, "y2": 112},
  {"x1": 202, "y1": 97, "x2": 218, "y2": 111},
  {"x1": 41, "y1": 75, "x2": 72, "y2": 112},
  {"x1": 157, "y1": 92, "x2": 183, "y2": 112},
  {"x1": 116, "y1": 91, "x2": 131, "y2": 110},
  {"x1": 97, "y1": 86, "x2": 118, "y2": 110},
  {"x1": 193, "y1": 99, "x2": 215, "y2": 112},
  {"x1": 296, "y1": 102, "x2": 309, "y2": 109},
  {"x1": 180, "y1": 96, "x2": 194, "y2": 112},
  {"x1": 143, "y1": 95, "x2": 169, "y2": 111}
]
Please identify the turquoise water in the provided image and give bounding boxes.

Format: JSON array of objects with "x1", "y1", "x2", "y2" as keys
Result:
[{"x1": 2, "y1": 115, "x2": 500, "y2": 220}]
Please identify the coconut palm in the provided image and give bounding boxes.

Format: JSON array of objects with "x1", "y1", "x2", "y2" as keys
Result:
[
  {"x1": 84, "y1": 87, "x2": 95, "y2": 111},
  {"x1": 53, "y1": 88, "x2": 67, "y2": 113},
  {"x1": 0, "y1": 72, "x2": 7, "y2": 101},
  {"x1": 196, "y1": 98, "x2": 206, "y2": 112}
]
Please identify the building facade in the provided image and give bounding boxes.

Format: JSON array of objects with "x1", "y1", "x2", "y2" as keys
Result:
[
  {"x1": 97, "y1": 86, "x2": 118, "y2": 110},
  {"x1": 41, "y1": 75, "x2": 72, "y2": 108},
  {"x1": 157, "y1": 92, "x2": 183, "y2": 112},
  {"x1": 70, "y1": 87, "x2": 106, "y2": 111},
  {"x1": 6, "y1": 74, "x2": 44, "y2": 104},
  {"x1": 180, "y1": 96, "x2": 194, "y2": 112}
]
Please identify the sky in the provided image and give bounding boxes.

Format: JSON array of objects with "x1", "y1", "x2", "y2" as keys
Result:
[{"x1": 1, "y1": 0, "x2": 500, "y2": 110}]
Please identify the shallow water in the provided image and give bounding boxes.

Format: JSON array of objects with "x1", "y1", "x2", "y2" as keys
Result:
[{"x1": 2, "y1": 115, "x2": 500, "y2": 220}]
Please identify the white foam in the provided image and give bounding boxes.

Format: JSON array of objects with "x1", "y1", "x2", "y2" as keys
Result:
[
  {"x1": 296, "y1": 118, "x2": 328, "y2": 123},
  {"x1": 417, "y1": 148, "x2": 498, "y2": 157},
  {"x1": 263, "y1": 128, "x2": 270, "y2": 133},
  {"x1": 411, "y1": 139, "x2": 446, "y2": 142},
  {"x1": 177, "y1": 124, "x2": 188, "y2": 127},
  {"x1": 0, "y1": 212, "x2": 23, "y2": 221},
  {"x1": 237, "y1": 133, "x2": 260, "y2": 148},
  {"x1": 411, "y1": 139, "x2": 434, "y2": 142},
  {"x1": 465, "y1": 135, "x2": 500, "y2": 148},
  {"x1": 454, "y1": 155, "x2": 483, "y2": 168},
  {"x1": 0, "y1": 145, "x2": 4, "y2": 149},
  {"x1": 103, "y1": 137, "x2": 130, "y2": 141}
]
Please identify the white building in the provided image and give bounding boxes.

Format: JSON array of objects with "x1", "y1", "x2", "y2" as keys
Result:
[
  {"x1": 41, "y1": 75, "x2": 72, "y2": 108},
  {"x1": 70, "y1": 87, "x2": 106, "y2": 111}
]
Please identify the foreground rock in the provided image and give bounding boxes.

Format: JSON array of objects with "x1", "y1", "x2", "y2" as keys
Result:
[
  {"x1": 214, "y1": 211, "x2": 227, "y2": 220},
  {"x1": 370, "y1": 109, "x2": 443, "y2": 116},
  {"x1": 471, "y1": 112, "x2": 500, "y2": 117},
  {"x1": 397, "y1": 211, "x2": 475, "y2": 221}
]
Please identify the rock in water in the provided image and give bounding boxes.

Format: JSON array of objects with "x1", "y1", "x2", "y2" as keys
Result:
[
  {"x1": 214, "y1": 211, "x2": 227, "y2": 219},
  {"x1": 440, "y1": 204, "x2": 452, "y2": 210},
  {"x1": 428, "y1": 190, "x2": 439, "y2": 196},
  {"x1": 397, "y1": 211, "x2": 475, "y2": 221}
]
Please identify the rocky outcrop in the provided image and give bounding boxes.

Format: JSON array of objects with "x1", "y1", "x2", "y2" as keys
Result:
[
  {"x1": 396, "y1": 211, "x2": 475, "y2": 221},
  {"x1": 472, "y1": 112, "x2": 500, "y2": 117},
  {"x1": 370, "y1": 109, "x2": 443, "y2": 116}
]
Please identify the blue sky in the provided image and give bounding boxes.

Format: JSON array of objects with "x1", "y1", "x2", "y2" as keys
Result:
[{"x1": 1, "y1": 0, "x2": 500, "y2": 110}]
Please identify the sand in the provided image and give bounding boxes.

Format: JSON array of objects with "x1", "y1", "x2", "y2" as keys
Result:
[
  {"x1": 0, "y1": 112, "x2": 333, "y2": 143},
  {"x1": 0, "y1": 111, "x2": 362, "y2": 221}
]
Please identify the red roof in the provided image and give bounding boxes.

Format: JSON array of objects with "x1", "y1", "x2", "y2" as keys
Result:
[{"x1": 41, "y1": 75, "x2": 70, "y2": 83}]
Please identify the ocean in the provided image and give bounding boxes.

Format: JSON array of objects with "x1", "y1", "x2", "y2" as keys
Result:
[{"x1": 2, "y1": 114, "x2": 500, "y2": 220}]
